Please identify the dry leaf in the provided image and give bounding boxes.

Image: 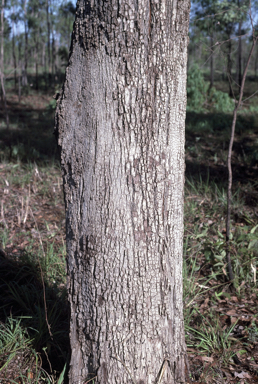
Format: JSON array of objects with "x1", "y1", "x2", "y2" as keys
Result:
[
  {"x1": 231, "y1": 296, "x2": 239, "y2": 302},
  {"x1": 230, "y1": 316, "x2": 238, "y2": 325},
  {"x1": 187, "y1": 348, "x2": 197, "y2": 353},
  {"x1": 201, "y1": 356, "x2": 214, "y2": 363},
  {"x1": 200, "y1": 297, "x2": 209, "y2": 309},
  {"x1": 27, "y1": 372, "x2": 34, "y2": 379},
  {"x1": 234, "y1": 371, "x2": 252, "y2": 379},
  {"x1": 226, "y1": 309, "x2": 237, "y2": 316}
]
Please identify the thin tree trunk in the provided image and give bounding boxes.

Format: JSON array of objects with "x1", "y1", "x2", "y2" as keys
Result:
[
  {"x1": 227, "y1": 36, "x2": 233, "y2": 97},
  {"x1": 18, "y1": 40, "x2": 21, "y2": 102},
  {"x1": 46, "y1": 0, "x2": 51, "y2": 86},
  {"x1": 22, "y1": 0, "x2": 28, "y2": 87},
  {"x1": 41, "y1": 33, "x2": 45, "y2": 66},
  {"x1": 50, "y1": 4, "x2": 56, "y2": 81},
  {"x1": 51, "y1": 34, "x2": 55, "y2": 81},
  {"x1": 35, "y1": 60, "x2": 38, "y2": 90},
  {"x1": 238, "y1": 31, "x2": 242, "y2": 88},
  {"x1": 34, "y1": 21, "x2": 39, "y2": 91},
  {"x1": 0, "y1": 0, "x2": 9, "y2": 129},
  {"x1": 209, "y1": 32, "x2": 214, "y2": 90},
  {"x1": 55, "y1": 0, "x2": 190, "y2": 383},
  {"x1": 43, "y1": 40, "x2": 47, "y2": 90},
  {"x1": 238, "y1": 0, "x2": 242, "y2": 91},
  {"x1": 34, "y1": 41, "x2": 39, "y2": 90},
  {"x1": 254, "y1": 44, "x2": 258, "y2": 79},
  {"x1": 226, "y1": 30, "x2": 258, "y2": 283},
  {"x1": 12, "y1": 8, "x2": 17, "y2": 91}
]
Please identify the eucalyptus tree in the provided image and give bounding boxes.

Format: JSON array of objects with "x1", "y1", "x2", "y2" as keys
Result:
[
  {"x1": 55, "y1": 0, "x2": 191, "y2": 382},
  {"x1": 218, "y1": 0, "x2": 249, "y2": 96},
  {"x1": 0, "y1": 0, "x2": 11, "y2": 127},
  {"x1": 27, "y1": 0, "x2": 42, "y2": 89},
  {"x1": 56, "y1": 0, "x2": 75, "y2": 66},
  {"x1": 192, "y1": 0, "x2": 249, "y2": 95},
  {"x1": 10, "y1": 2, "x2": 20, "y2": 90},
  {"x1": 192, "y1": 0, "x2": 221, "y2": 89},
  {"x1": 48, "y1": 0, "x2": 60, "y2": 80},
  {"x1": 20, "y1": 0, "x2": 28, "y2": 86}
]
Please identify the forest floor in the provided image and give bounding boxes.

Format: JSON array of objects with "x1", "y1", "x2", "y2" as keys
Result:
[{"x1": 0, "y1": 79, "x2": 258, "y2": 383}]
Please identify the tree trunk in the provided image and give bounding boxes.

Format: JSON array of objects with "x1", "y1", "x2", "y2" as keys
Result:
[
  {"x1": 227, "y1": 35, "x2": 233, "y2": 97},
  {"x1": 55, "y1": 0, "x2": 190, "y2": 383},
  {"x1": 0, "y1": 0, "x2": 9, "y2": 129},
  {"x1": 51, "y1": 34, "x2": 55, "y2": 81},
  {"x1": 238, "y1": 27, "x2": 242, "y2": 89},
  {"x1": 238, "y1": 0, "x2": 242, "y2": 90},
  {"x1": 22, "y1": 0, "x2": 28, "y2": 87},
  {"x1": 35, "y1": 43, "x2": 39, "y2": 90},
  {"x1": 18, "y1": 39, "x2": 21, "y2": 102},
  {"x1": 254, "y1": 43, "x2": 258, "y2": 80},
  {"x1": 34, "y1": 21, "x2": 39, "y2": 91},
  {"x1": 209, "y1": 32, "x2": 214, "y2": 90},
  {"x1": 11, "y1": 8, "x2": 17, "y2": 91},
  {"x1": 46, "y1": 0, "x2": 51, "y2": 86}
]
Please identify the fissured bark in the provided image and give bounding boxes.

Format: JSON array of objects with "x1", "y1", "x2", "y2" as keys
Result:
[{"x1": 55, "y1": 0, "x2": 190, "y2": 382}]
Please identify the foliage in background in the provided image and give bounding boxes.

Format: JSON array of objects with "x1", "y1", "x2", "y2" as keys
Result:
[
  {"x1": 187, "y1": 64, "x2": 209, "y2": 112},
  {"x1": 187, "y1": 64, "x2": 235, "y2": 113}
]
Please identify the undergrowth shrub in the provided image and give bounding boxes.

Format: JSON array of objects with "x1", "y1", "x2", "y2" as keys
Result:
[
  {"x1": 187, "y1": 64, "x2": 208, "y2": 112},
  {"x1": 208, "y1": 87, "x2": 235, "y2": 113},
  {"x1": 199, "y1": 223, "x2": 258, "y2": 285},
  {"x1": 187, "y1": 64, "x2": 235, "y2": 113}
]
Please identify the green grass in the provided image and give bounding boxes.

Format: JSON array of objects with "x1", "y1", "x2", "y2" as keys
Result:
[
  {"x1": 183, "y1": 170, "x2": 258, "y2": 381},
  {"x1": 185, "y1": 312, "x2": 236, "y2": 361},
  {"x1": 0, "y1": 158, "x2": 68, "y2": 382}
]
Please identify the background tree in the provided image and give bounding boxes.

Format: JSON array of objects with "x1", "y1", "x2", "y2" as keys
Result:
[
  {"x1": 0, "y1": 0, "x2": 10, "y2": 128},
  {"x1": 21, "y1": 0, "x2": 28, "y2": 86},
  {"x1": 192, "y1": 0, "x2": 220, "y2": 89},
  {"x1": 191, "y1": 0, "x2": 250, "y2": 95},
  {"x1": 56, "y1": 0, "x2": 75, "y2": 67},
  {"x1": 10, "y1": 2, "x2": 19, "y2": 90},
  {"x1": 0, "y1": 0, "x2": 76, "y2": 96},
  {"x1": 55, "y1": 0, "x2": 191, "y2": 383}
]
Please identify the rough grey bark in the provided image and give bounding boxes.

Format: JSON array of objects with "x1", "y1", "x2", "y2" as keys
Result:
[{"x1": 55, "y1": 0, "x2": 190, "y2": 383}]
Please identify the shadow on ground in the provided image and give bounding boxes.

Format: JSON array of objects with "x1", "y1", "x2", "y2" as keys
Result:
[{"x1": 0, "y1": 250, "x2": 69, "y2": 382}]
